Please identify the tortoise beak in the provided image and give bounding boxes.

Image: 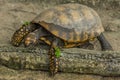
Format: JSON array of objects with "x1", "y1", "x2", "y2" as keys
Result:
[{"x1": 24, "y1": 36, "x2": 37, "y2": 47}]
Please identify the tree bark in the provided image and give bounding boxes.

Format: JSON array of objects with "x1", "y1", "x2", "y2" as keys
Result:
[{"x1": 0, "y1": 45, "x2": 120, "y2": 76}]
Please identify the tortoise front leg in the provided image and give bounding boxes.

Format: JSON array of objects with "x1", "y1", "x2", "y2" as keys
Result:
[
  {"x1": 40, "y1": 37, "x2": 60, "y2": 76},
  {"x1": 11, "y1": 23, "x2": 39, "y2": 46},
  {"x1": 97, "y1": 33, "x2": 113, "y2": 51},
  {"x1": 48, "y1": 38, "x2": 60, "y2": 76},
  {"x1": 40, "y1": 37, "x2": 59, "y2": 76}
]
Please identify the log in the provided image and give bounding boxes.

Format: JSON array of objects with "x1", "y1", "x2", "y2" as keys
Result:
[{"x1": 0, "y1": 45, "x2": 120, "y2": 76}]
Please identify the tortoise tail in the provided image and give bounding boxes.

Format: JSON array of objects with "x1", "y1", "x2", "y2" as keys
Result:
[
  {"x1": 49, "y1": 48, "x2": 59, "y2": 76},
  {"x1": 11, "y1": 23, "x2": 39, "y2": 46}
]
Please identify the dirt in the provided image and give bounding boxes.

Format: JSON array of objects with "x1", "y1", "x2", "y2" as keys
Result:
[{"x1": 0, "y1": 1, "x2": 120, "y2": 80}]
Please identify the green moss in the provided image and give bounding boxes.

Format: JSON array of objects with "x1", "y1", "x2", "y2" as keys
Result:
[
  {"x1": 23, "y1": 21, "x2": 30, "y2": 26},
  {"x1": 55, "y1": 47, "x2": 61, "y2": 58}
]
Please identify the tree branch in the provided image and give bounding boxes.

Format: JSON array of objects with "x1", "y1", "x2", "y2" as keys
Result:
[{"x1": 0, "y1": 45, "x2": 120, "y2": 76}]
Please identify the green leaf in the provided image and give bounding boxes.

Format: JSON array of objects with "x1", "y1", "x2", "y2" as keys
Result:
[
  {"x1": 23, "y1": 21, "x2": 30, "y2": 26},
  {"x1": 55, "y1": 47, "x2": 61, "y2": 58}
]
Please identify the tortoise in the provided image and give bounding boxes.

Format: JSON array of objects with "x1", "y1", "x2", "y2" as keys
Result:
[{"x1": 11, "y1": 3, "x2": 113, "y2": 76}]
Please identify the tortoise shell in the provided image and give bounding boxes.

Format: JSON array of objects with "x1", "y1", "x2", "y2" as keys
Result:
[{"x1": 32, "y1": 3, "x2": 104, "y2": 43}]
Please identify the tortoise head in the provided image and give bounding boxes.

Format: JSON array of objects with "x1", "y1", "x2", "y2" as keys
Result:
[{"x1": 24, "y1": 33, "x2": 38, "y2": 47}]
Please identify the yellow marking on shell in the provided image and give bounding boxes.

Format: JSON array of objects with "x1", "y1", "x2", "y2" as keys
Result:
[
  {"x1": 88, "y1": 31, "x2": 95, "y2": 41},
  {"x1": 64, "y1": 42, "x2": 84, "y2": 48},
  {"x1": 90, "y1": 38, "x2": 95, "y2": 41},
  {"x1": 59, "y1": 13, "x2": 70, "y2": 25},
  {"x1": 77, "y1": 31, "x2": 88, "y2": 43},
  {"x1": 81, "y1": 8, "x2": 94, "y2": 20},
  {"x1": 82, "y1": 32, "x2": 88, "y2": 42},
  {"x1": 51, "y1": 30, "x2": 59, "y2": 36},
  {"x1": 45, "y1": 11, "x2": 54, "y2": 20},
  {"x1": 40, "y1": 37, "x2": 51, "y2": 46},
  {"x1": 39, "y1": 21, "x2": 49, "y2": 30},
  {"x1": 75, "y1": 31, "x2": 81, "y2": 42},
  {"x1": 64, "y1": 44, "x2": 75, "y2": 48},
  {"x1": 67, "y1": 31, "x2": 80, "y2": 42},
  {"x1": 70, "y1": 11, "x2": 82, "y2": 21}
]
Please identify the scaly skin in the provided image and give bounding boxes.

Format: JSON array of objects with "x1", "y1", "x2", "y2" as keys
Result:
[
  {"x1": 11, "y1": 23, "x2": 39, "y2": 46},
  {"x1": 49, "y1": 47, "x2": 59, "y2": 76}
]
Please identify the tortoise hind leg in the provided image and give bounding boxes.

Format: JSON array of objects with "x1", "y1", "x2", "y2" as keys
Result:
[{"x1": 97, "y1": 33, "x2": 113, "y2": 51}]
